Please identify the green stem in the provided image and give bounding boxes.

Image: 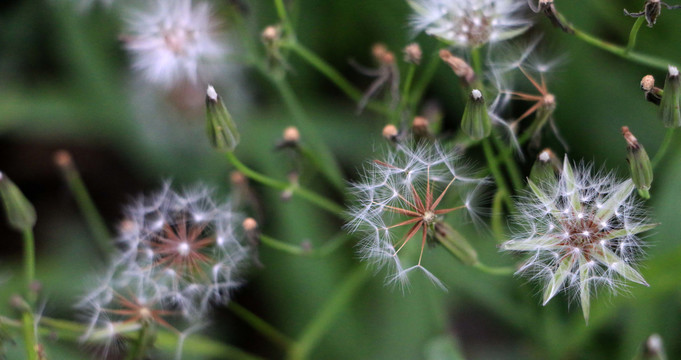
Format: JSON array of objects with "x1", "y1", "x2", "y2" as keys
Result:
[
  {"x1": 22, "y1": 229, "x2": 35, "y2": 300},
  {"x1": 228, "y1": 302, "x2": 293, "y2": 349},
  {"x1": 21, "y1": 311, "x2": 37, "y2": 360},
  {"x1": 395, "y1": 64, "x2": 416, "y2": 125},
  {"x1": 57, "y1": 156, "x2": 112, "y2": 258},
  {"x1": 625, "y1": 17, "x2": 645, "y2": 54},
  {"x1": 287, "y1": 266, "x2": 369, "y2": 360},
  {"x1": 225, "y1": 152, "x2": 345, "y2": 217},
  {"x1": 491, "y1": 135, "x2": 524, "y2": 190},
  {"x1": 491, "y1": 189, "x2": 506, "y2": 242},
  {"x1": 263, "y1": 66, "x2": 346, "y2": 191},
  {"x1": 274, "y1": 0, "x2": 295, "y2": 40},
  {"x1": 470, "y1": 46, "x2": 483, "y2": 79},
  {"x1": 259, "y1": 232, "x2": 351, "y2": 257},
  {"x1": 651, "y1": 128, "x2": 675, "y2": 169},
  {"x1": 409, "y1": 51, "x2": 440, "y2": 110},
  {"x1": 473, "y1": 262, "x2": 515, "y2": 276},
  {"x1": 125, "y1": 322, "x2": 152, "y2": 360},
  {"x1": 482, "y1": 139, "x2": 515, "y2": 212},
  {"x1": 283, "y1": 42, "x2": 389, "y2": 115}
]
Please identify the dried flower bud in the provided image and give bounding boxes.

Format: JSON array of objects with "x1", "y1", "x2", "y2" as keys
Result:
[
  {"x1": 0, "y1": 171, "x2": 36, "y2": 231},
  {"x1": 242, "y1": 217, "x2": 258, "y2": 232},
  {"x1": 371, "y1": 43, "x2": 388, "y2": 62},
  {"x1": 439, "y1": 50, "x2": 475, "y2": 86},
  {"x1": 283, "y1": 126, "x2": 300, "y2": 143},
  {"x1": 382, "y1": 124, "x2": 399, "y2": 141},
  {"x1": 230, "y1": 171, "x2": 247, "y2": 186},
  {"x1": 53, "y1": 150, "x2": 73, "y2": 169},
  {"x1": 412, "y1": 116, "x2": 430, "y2": 138},
  {"x1": 461, "y1": 89, "x2": 491, "y2": 140},
  {"x1": 403, "y1": 43, "x2": 422, "y2": 65},
  {"x1": 641, "y1": 75, "x2": 663, "y2": 105},
  {"x1": 261, "y1": 25, "x2": 280, "y2": 43},
  {"x1": 433, "y1": 222, "x2": 478, "y2": 266},
  {"x1": 659, "y1": 65, "x2": 681, "y2": 127},
  {"x1": 206, "y1": 85, "x2": 240, "y2": 151},
  {"x1": 622, "y1": 126, "x2": 653, "y2": 199},
  {"x1": 641, "y1": 75, "x2": 656, "y2": 92},
  {"x1": 529, "y1": 148, "x2": 561, "y2": 185}
]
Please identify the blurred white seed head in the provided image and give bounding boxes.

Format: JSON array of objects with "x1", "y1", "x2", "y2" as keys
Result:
[
  {"x1": 122, "y1": 0, "x2": 227, "y2": 89},
  {"x1": 346, "y1": 141, "x2": 484, "y2": 290},
  {"x1": 408, "y1": 0, "x2": 531, "y2": 47},
  {"x1": 501, "y1": 157, "x2": 656, "y2": 322}
]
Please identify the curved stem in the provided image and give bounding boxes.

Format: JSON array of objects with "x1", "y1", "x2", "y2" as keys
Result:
[
  {"x1": 283, "y1": 42, "x2": 389, "y2": 115},
  {"x1": 228, "y1": 302, "x2": 293, "y2": 350},
  {"x1": 274, "y1": 0, "x2": 295, "y2": 40},
  {"x1": 259, "y1": 232, "x2": 351, "y2": 257},
  {"x1": 225, "y1": 152, "x2": 345, "y2": 217},
  {"x1": 625, "y1": 17, "x2": 645, "y2": 54},
  {"x1": 473, "y1": 262, "x2": 515, "y2": 276},
  {"x1": 287, "y1": 266, "x2": 369, "y2": 360},
  {"x1": 652, "y1": 128, "x2": 675, "y2": 169},
  {"x1": 492, "y1": 135, "x2": 524, "y2": 190},
  {"x1": 482, "y1": 139, "x2": 515, "y2": 212}
]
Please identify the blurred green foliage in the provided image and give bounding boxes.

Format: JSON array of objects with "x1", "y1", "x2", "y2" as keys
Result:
[{"x1": 1, "y1": 0, "x2": 681, "y2": 359}]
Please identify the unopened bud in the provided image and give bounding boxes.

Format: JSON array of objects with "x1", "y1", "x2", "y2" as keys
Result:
[
  {"x1": 439, "y1": 50, "x2": 475, "y2": 85},
  {"x1": 433, "y1": 222, "x2": 478, "y2": 265},
  {"x1": 403, "y1": 43, "x2": 422, "y2": 65},
  {"x1": 529, "y1": 148, "x2": 561, "y2": 185},
  {"x1": 53, "y1": 150, "x2": 73, "y2": 169},
  {"x1": 382, "y1": 124, "x2": 399, "y2": 141},
  {"x1": 371, "y1": 43, "x2": 388, "y2": 62},
  {"x1": 622, "y1": 126, "x2": 653, "y2": 199},
  {"x1": 0, "y1": 171, "x2": 36, "y2": 231},
  {"x1": 643, "y1": 333, "x2": 666, "y2": 360},
  {"x1": 242, "y1": 217, "x2": 258, "y2": 232},
  {"x1": 659, "y1": 65, "x2": 681, "y2": 127},
  {"x1": 412, "y1": 116, "x2": 430, "y2": 138},
  {"x1": 206, "y1": 85, "x2": 240, "y2": 151},
  {"x1": 641, "y1": 75, "x2": 663, "y2": 105},
  {"x1": 261, "y1": 25, "x2": 280, "y2": 43},
  {"x1": 461, "y1": 89, "x2": 491, "y2": 140},
  {"x1": 282, "y1": 126, "x2": 300, "y2": 144},
  {"x1": 230, "y1": 171, "x2": 247, "y2": 186}
]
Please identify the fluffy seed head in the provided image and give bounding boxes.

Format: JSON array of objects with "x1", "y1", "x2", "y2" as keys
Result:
[
  {"x1": 408, "y1": 0, "x2": 530, "y2": 47},
  {"x1": 122, "y1": 0, "x2": 227, "y2": 89},
  {"x1": 501, "y1": 157, "x2": 656, "y2": 322}
]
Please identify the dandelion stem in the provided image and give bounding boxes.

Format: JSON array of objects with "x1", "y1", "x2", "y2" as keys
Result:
[
  {"x1": 409, "y1": 50, "x2": 440, "y2": 110},
  {"x1": 225, "y1": 152, "x2": 345, "y2": 217},
  {"x1": 482, "y1": 139, "x2": 515, "y2": 212},
  {"x1": 395, "y1": 63, "x2": 416, "y2": 125},
  {"x1": 274, "y1": 0, "x2": 295, "y2": 41},
  {"x1": 20, "y1": 228, "x2": 38, "y2": 359},
  {"x1": 651, "y1": 128, "x2": 675, "y2": 169},
  {"x1": 56, "y1": 153, "x2": 112, "y2": 258},
  {"x1": 259, "y1": 233, "x2": 350, "y2": 258},
  {"x1": 21, "y1": 311, "x2": 37, "y2": 360},
  {"x1": 625, "y1": 17, "x2": 645, "y2": 54},
  {"x1": 287, "y1": 266, "x2": 369, "y2": 360},
  {"x1": 491, "y1": 189, "x2": 507, "y2": 242},
  {"x1": 125, "y1": 322, "x2": 153, "y2": 360},
  {"x1": 473, "y1": 262, "x2": 514, "y2": 276},
  {"x1": 492, "y1": 135, "x2": 524, "y2": 190},
  {"x1": 228, "y1": 302, "x2": 294, "y2": 350},
  {"x1": 261, "y1": 65, "x2": 346, "y2": 192},
  {"x1": 282, "y1": 42, "x2": 389, "y2": 115}
]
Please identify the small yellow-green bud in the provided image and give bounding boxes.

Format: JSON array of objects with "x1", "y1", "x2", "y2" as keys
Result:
[
  {"x1": 433, "y1": 222, "x2": 478, "y2": 265},
  {"x1": 461, "y1": 89, "x2": 491, "y2": 140},
  {"x1": 206, "y1": 85, "x2": 240, "y2": 151},
  {"x1": 659, "y1": 65, "x2": 680, "y2": 127},
  {"x1": 622, "y1": 126, "x2": 653, "y2": 199},
  {"x1": 529, "y1": 148, "x2": 561, "y2": 185},
  {"x1": 0, "y1": 171, "x2": 36, "y2": 231}
]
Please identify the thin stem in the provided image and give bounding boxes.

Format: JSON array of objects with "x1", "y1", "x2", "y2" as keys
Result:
[
  {"x1": 228, "y1": 302, "x2": 293, "y2": 350},
  {"x1": 125, "y1": 322, "x2": 152, "y2": 360},
  {"x1": 652, "y1": 128, "x2": 675, "y2": 169},
  {"x1": 259, "y1": 232, "x2": 351, "y2": 258},
  {"x1": 274, "y1": 0, "x2": 295, "y2": 40},
  {"x1": 470, "y1": 46, "x2": 483, "y2": 79},
  {"x1": 56, "y1": 156, "x2": 112, "y2": 258},
  {"x1": 287, "y1": 266, "x2": 369, "y2": 360},
  {"x1": 491, "y1": 189, "x2": 506, "y2": 242},
  {"x1": 625, "y1": 17, "x2": 645, "y2": 54},
  {"x1": 492, "y1": 134, "x2": 524, "y2": 190},
  {"x1": 225, "y1": 152, "x2": 345, "y2": 217},
  {"x1": 21, "y1": 311, "x2": 37, "y2": 360},
  {"x1": 473, "y1": 262, "x2": 515, "y2": 276},
  {"x1": 395, "y1": 64, "x2": 416, "y2": 125},
  {"x1": 263, "y1": 66, "x2": 345, "y2": 191},
  {"x1": 409, "y1": 51, "x2": 441, "y2": 111},
  {"x1": 283, "y1": 42, "x2": 389, "y2": 115},
  {"x1": 482, "y1": 139, "x2": 515, "y2": 212},
  {"x1": 22, "y1": 229, "x2": 35, "y2": 300}
]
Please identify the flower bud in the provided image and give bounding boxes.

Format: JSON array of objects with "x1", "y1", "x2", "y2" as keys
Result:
[
  {"x1": 439, "y1": 50, "x2": 475, "y2": 86},
  {"x1": 382, "y1": 124, "x2": 399, "y2": 141},
  {"x1": 206, "y1": 85, "x2": 240, "y2": 151},
  {"x1": 642, "y1": 333, "x2": 666, "y2": 360},
  {"x1": 622, "y1": 126, "x2": 653, "y2": 199},
  {"x1": 0, "y1": 171, "x2": 36, "y2": 231},
  {"x1": 641, "y1": 75, "x2": 663, "y2": 105},
  {"x1": 529, "y1": 148, "x2": 561, "y2": 185},
  {"x1": 659, "y1": 65, "x2": 680, "y2": 127},
  {"x1": 461, "y1": 89, "x2": 491, "y2": 140},
  {"x1": 261, "y1": 25, "x2": 280, "y2": 44},
  {"x1": 412, "y1": 116, "x2": 430, "y2": 138},
  {"x1": 433, "y1": 222, "x2": 478, "y2": 266},
  {"x1": 403, "y1": 43, "x2": 422, "y2": 65}
]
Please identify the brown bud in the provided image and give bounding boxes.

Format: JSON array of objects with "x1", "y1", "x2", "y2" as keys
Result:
[
  {"x1": 371, "y1": 43, "x2": 388, "y2": 62},
  {"x1": 439, "y1": 50, "x2": 475, "y2": 85},
  {"x1": 230, "y1": 171, "x2": 247, "y2": 186},
  {"x1": 412, "y1": 116, "x2": 429, "y2": 137},
  {"x1": 261, "y1": 25, "x2": 280, "y2": 43},
  {"x1": 282, "y1": 126, "x2": 300, "y2": 143},
  {"x1": 242, "y1": 217, "x2": 258, "y2": 232},
  {"x1": 641, "y1": 75, "x2": 655, "y2": 92},
  {"x1": 382, "y1": 124, "x2": 398, "y2": 140},
  {"x1": 403, "y1": 43, "x2": 422, "y2": 65},
  {"x1": 53, "y1": 150, "x2": 73, "y2": 168}
]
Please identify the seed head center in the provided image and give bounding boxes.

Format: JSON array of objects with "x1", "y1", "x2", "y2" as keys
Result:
[
  {"x1": 178, "y1": 241, "x2": 191, "y2": 256},
  {"x1": 423, "y1": 211, "x2": 436, "y2": 224}
]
